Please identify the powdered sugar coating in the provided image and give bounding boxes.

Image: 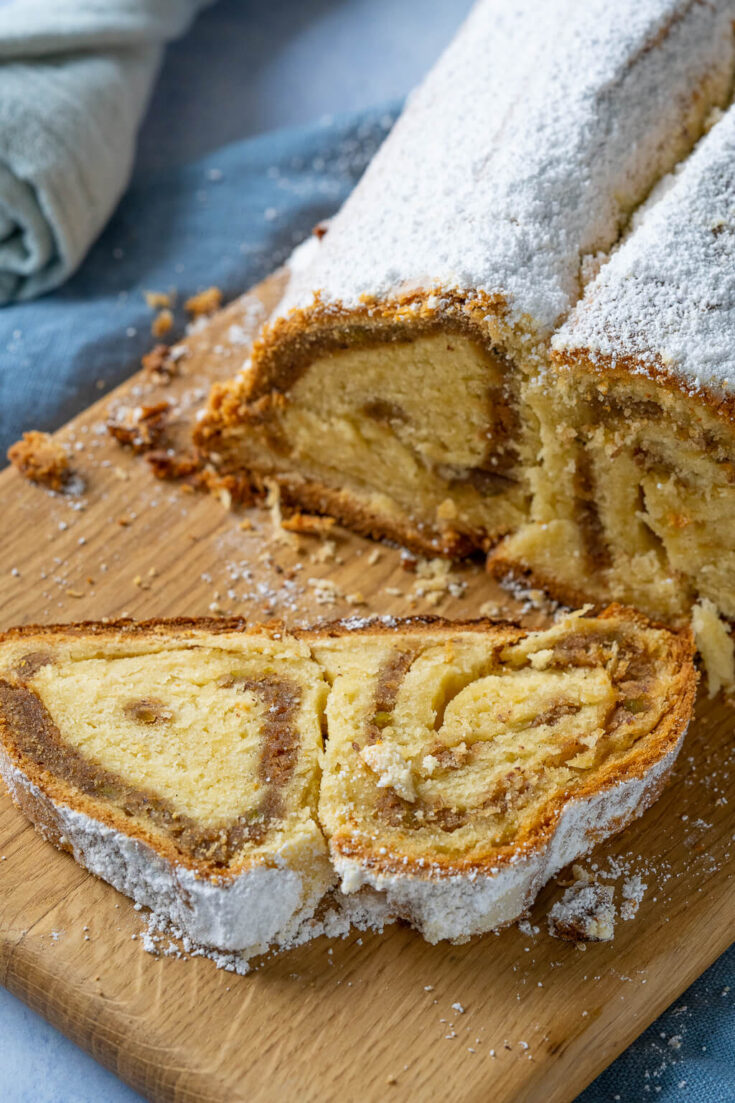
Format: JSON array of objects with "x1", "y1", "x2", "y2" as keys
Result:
[
  {"x1": 0, "y1": 755, "x2": 335, "y2": 958},
  {"x1": 281, "y1": 0, "x2": 735, "y2": 339},
  {"x1": 554, "y1": 102, "x2": 735, "y2": 398},
  {"x1": 334, "y1": 740, "x2": 682, "y2": 944}
]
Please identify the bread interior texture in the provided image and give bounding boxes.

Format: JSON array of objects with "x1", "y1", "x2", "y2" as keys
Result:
[
  {"x1": 315, "y1": 613, "x2": 687, "y2": 870},
  {"x1": 495, "y1": 371, "x2": 735, "y2": 624}
]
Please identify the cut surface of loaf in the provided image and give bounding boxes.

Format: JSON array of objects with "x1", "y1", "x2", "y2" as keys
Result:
[
  {"x1": 0, "y1": 611, "x2": 693, "y2": 956},
  {"x1": 492, "y1": 100, "x2": 735, "y2": 642},
  {"x1": 194, "y1": 0, "x2": 735, "y2": 560},
  {"x1": 0, "y1": 620, "x2": 334, "y2": 956},
  {"x1": 314, "y1": 609, "x2": 695, "y2": 943}
]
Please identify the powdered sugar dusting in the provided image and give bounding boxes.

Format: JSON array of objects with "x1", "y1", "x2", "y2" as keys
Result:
[
  {"x1": 137, "y1": 886, "x2": 395, "y2": 973},
  {"x1": 332, "y1": 739, "x2": 682, "y2": 945},
  {"x1": 555, "y1": 100, "x2": 735, "y2": 397},
  {"x1": 281, "y1": 0, "x2": 735, "y2": 338}
]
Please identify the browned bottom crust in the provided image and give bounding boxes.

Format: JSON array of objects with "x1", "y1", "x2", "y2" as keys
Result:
[
  {"x1": 263, "y1": 472, "x2": 491, "y2": 558},
  {"x1": 487, "y1": 543, "x2": 611, "y2": 616}
]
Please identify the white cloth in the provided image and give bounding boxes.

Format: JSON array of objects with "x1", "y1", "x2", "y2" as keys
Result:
[{"x1": 0, "y1": 0, "x2": 211, "y2": 303}]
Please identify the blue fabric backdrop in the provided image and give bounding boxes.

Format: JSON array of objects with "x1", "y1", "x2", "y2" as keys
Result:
[{"x1": 0, "y1": 103, "x2": 733, "y2": 1103}]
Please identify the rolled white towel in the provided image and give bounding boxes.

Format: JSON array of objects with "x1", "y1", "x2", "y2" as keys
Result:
[{"x1": 0, "y1": 0, "x2": 212, "y2": 303}]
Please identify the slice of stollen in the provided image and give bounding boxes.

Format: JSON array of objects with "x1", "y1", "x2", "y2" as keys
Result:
[
  {"x1": 313, "y1": 608, "x2": 695, "y2": 943},
  {"x1": 0, "y1": 618, "x2": 334, "y2": 958}
]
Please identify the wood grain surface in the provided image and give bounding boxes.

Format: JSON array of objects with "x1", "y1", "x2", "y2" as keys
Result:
[{"x1": 0, "y1": 273, "x2": 733, "y2": 1103}]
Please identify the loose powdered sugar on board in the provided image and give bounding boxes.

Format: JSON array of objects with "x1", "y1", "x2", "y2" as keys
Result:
[{"x1": 0, "y1": 273, "x2": 734, "y2": 1103}]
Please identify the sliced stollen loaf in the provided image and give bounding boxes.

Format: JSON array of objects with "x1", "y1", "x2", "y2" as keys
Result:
[
  {"x1": 0, "y1": 611, "x2": 695, "y2": 957},
  {"x1": 194, "y1": 0, "x2": 735, "y2": 559},
  {"x1": 0, "y1": 619, "x2": 334, "y2": 957},
  {"x1": 492, "y1": 101, "x2": 735, "y2": 639},
  {"x1": 312, "y1": 609, "x2": 694, "y2": 944}
]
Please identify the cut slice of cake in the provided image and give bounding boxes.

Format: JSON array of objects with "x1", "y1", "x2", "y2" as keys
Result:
[
  {"x1": 194, "y1": 0, "x2": 735, "y2": 558},
  {"x1": 0, "y1": 618, "x2": 334, "y2": 957},
  {"x1": 313, "y1": 609, "x2": 695, "y2": 944},
  {"x1": 0, "y1": 610, "x2": 696, "y2": 957}
]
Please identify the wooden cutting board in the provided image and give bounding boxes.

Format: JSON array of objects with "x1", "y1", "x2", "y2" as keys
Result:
[{"x1": 0, "y1": 273, "x2": 733, "y2": 1103}]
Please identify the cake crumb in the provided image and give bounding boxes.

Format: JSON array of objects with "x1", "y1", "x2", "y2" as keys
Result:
[
  {"x1": 281, "y1": 512, "x2": 336, "y2": 536},
  {"x1": 620, "y1": 874, "x2": 648, "y2": 921},
  {"x1": 548, "y1": 883, "x2": 616, "y2": 942},
  {"x1": 107, "y1": 403, "x2": 171, "y2": 454},
  {"x1": 8, "y1": 431, "x2": 72, "y2": 491},
  {"x1": 692, "y1": 598, "x2": 735, "y2": 697},
  {"x1": 361, "y1": 742, "x2": 416, "y2": 802},
  {"x1": 144, "y1": 290, "x2": 172, "y2": 309},
  {"x1": 151, "y1": 309, "x2": 174, "y2": 338},
  {"x1": 185, "y1": 286, "x2": 222, "y2": 317},
  {"x1": 264, "y1": 479, "x2": 299, "y2": 547},
  {"x1": 142, "y1": 344, "x2": 178, "y2": 384}
]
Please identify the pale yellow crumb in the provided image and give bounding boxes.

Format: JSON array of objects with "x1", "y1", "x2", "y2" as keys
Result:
[
  {"x1": 692, "y1": 598, "x2": 735, "y2": 697},
  {"x1": 151, "y1": 309, "x2": 173, "y2": 337},
  {"x1": 185, "y1": 287, "x2": 222, "y2": 317},
  {"x1": 144, "y1": 290, "x2": 172, "y2": 309}
]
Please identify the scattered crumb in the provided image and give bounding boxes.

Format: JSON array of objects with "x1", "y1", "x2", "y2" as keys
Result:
[
  {"x1": 620, "y1": 874, "x2": 648, "y2": 921},
  {"x1": 8, "y1": 431, "x2": 72, "y2": 491},
  {"x1": 517, "y1": 918, "x2": 540, "y2": 937},
  {"x1": 411, "y1": 557, "x2": 467, "y2": 604},
  {"x1": 107, "y1": 402, "x2": 171, "y2": 454},
  {"x1": 151, "y1": 309, "x2": 174, "y2": 338},
  {"x1": 311, "y1": 539, "x2": 337, "y2": 564},
  {"x1": 571, "y1": 863, "x2": 594, "y2": 884},
  {"x1": 185, "y1": 286, "x2": 222, "y2": 318},
  {"x1": 307, "y1": 577, "x2": 343, "y2": 606},
  {"x1": 281, "y1": 512, "x2": 336, "y2": 536},
  {"x1": 692, "y1": 598, "x2": 735, "y2": 697},
  {"x1": 144, "y1": 290, "x2": 172, "y2": 309},
  {"x1": 548, "y1": 883, "x2": 616, "y2": 943},
  {"x1": 141, "y1": 344, "x2": 177, "y2": 384},
  {"x1": 264, "y1": 478, "x2": 299, "y2": 547}
]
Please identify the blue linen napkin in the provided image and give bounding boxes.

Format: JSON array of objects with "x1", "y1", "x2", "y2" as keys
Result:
[
  {"x1": 0, "y1": 0, "x2": 212, "y2": 304},
  {"x1": 0, "y1": 101, "x2": 732, "y2": 1103}
]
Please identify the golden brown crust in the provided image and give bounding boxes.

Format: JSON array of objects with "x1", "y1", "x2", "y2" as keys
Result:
[
  {"x1": 258, "y1": 473, "x2": 488, "y2": 558},
  {"x1": 196, "y1": 288, "x2": 511, "y2": 420},
  {"x1": 0, "y1": 612, "x2": 524, "y2": 647},
  {"x1": 106, "y1": 402, "x2": 172, "y2": 455},
  {"x1": 487, "y1": 545, "x2": 619, "y2": 620},
  {"x1": 551, "y1": 345, "x2": 735, "y2": 429}
]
